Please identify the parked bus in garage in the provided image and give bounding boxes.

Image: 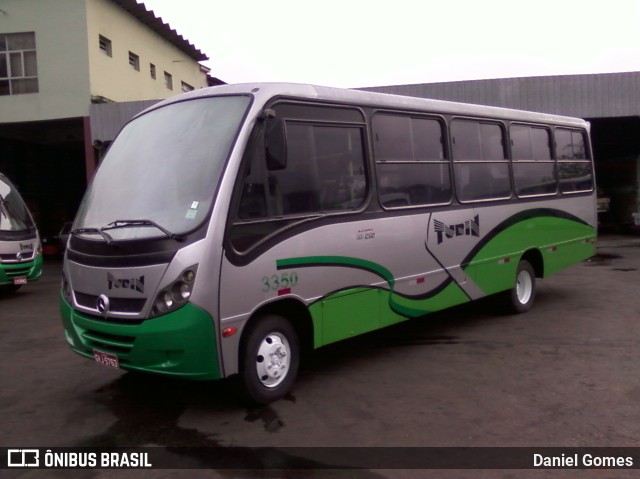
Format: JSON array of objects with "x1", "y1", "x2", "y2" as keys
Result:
[
  {"x1": 60, "y1": 84, "x2": 596, "y2": 403},
  {"x1": 0, "y1": 172, "x2": 43, "y2": 293}
]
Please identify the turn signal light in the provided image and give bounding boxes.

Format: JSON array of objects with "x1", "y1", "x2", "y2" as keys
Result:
[{"x1": 222, "y1": 327, "x2": 238, "y2": 337}]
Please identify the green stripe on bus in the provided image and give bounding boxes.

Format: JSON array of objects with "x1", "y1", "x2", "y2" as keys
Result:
[
  {"x1": 280, "y1": 215, "x2": 595, "y2": 348},
  {"x1": 277, "y1": 255, "x2": 396, "y2": 287}
]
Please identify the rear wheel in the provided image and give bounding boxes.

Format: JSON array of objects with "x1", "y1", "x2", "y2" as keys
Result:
[
  {"x1": 239, "y1": 315, "x2": 299, "y2": 405},
  {"x1": 505, "y1": 260, "x2": 536, "y2": 314}
]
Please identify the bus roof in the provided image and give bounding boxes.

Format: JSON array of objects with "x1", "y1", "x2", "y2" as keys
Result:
[{"x1": 150, "y1": 82, "x2": 589, "y2": 128}]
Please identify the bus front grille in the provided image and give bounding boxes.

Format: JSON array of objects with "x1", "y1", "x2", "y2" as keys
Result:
[
  {"x1": 0, "y1": 252, "x2": 35, "y2": 263},
  {"x1": 5, "y1": 266, "x2": 32, "y2": 277},
  {"x1": 74, "y1": 291, "x2": 146, "y2": 314},
  {"x1": 82, "y1": 330, "x2": 135, "y2": 355}
]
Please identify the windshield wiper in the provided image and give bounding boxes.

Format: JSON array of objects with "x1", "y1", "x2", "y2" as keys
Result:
[
  {"x1": 102, "y1": 219, "x2": 186, "y2": 241},
  {"x1": 71, "y1": 220, "x2": 185, "y2": 245},
  {"x1": 71, "y1": 227, "x2": 115, "y2": 245}
]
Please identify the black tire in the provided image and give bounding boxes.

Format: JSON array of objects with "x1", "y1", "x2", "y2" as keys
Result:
[
  {"x1": 0, "y1": 284, "x2": 22, "y2": 296},
  {"x1": 505, "y1": 260, "x2": 536, "y2": 314},
  {"x1": 239, "y1": 315, "x2": 299, "y2": 405}
]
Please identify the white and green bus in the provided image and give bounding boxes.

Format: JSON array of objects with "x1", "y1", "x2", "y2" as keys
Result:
[
  {"x1": 60, "y1": 83, "x2": 596, "y2": 403},
  {"x1": 0, "y1": 172, "x2": 43, "y2": 293}
]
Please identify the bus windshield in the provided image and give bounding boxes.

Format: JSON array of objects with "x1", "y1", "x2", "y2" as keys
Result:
[
  {"x1": 74, "y1": 95, "x2": 251, "y2": 241},
  {"x1": 0, "y1": 176, "x2": 34, "y2": 232}
]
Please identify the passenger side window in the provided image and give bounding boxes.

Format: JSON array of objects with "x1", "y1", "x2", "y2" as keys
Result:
[
  {"x1": 451, "y1": 120, "x2": 511, "y2": 202},
  {"x1": 231, "y1": 119, "x2": 367, "y2": 252},
  {"x1": 511, "y1": 125, "x2": 556, "y2": 197},
  {"x1": 278, "y1": 123, "x2": 366, "y2": 214},
  {"x1": 555, "y1": 128, "x2": 593, "y2": 193},
  {"x1": 373, "y1": 114, "x2": 450, "y2": 208}
]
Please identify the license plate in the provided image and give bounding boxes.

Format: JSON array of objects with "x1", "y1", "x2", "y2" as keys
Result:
[
  {"x1": 93, "y1": 350, "x2": 120, "y2": 369},
  {"x1": 13, "y1": 276, "x2": 27, "y2": 285}
]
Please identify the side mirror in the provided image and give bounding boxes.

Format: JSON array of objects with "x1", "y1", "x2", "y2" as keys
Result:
[{"x1": 263, "y1": 110, "x2": 287, "y2": 170}]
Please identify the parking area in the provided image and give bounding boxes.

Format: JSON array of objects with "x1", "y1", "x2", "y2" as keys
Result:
[{"x1": 1, "y1": 235, "x2": 639, "y2": 478}]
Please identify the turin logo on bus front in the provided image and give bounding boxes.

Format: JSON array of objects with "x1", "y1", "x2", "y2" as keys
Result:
[
  {"x1": 107, "y1": 273, "x2": 145, "y2": 293},
  {"x1": 19, "y1": 242, "x2": 34, "y2": 252},
  {"x1": 433, "y1": 215, "x2": 480, "y2": 244}
]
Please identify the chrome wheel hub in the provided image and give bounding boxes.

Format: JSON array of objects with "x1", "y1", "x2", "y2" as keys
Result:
[
  {"x1": 516, "y1": 270, "x2": 533, "y2": 304},
  {"x1": 255, "y1": 333, "x2": 290, "y2": 388}
]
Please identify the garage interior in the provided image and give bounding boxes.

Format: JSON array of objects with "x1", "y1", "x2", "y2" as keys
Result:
[{"x1": 0, "y1": 119, "x2": 87, "y2": 241}]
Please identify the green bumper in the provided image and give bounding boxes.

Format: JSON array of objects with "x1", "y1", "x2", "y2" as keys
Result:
[
  {"x1": 0, "y1": 255, "x2": 43, "y2": 286},
  {"x1": 60, "y1": 295, "x2": 221, "y2": 380}
]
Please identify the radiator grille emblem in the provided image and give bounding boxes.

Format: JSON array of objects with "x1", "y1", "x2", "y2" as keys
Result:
[{"x1": 97, "y1": 294, "x2": 110, "y2": 314}]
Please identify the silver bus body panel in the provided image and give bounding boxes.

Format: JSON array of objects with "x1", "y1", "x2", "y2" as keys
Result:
[
  {"x1": 65, "y1": 260, "x2": 168, "y2": 318},
  {"x1": 65, "y1": 238, "x2": 211, "y2": 320},
  {"x1": 218, "y1": 193, "x2": 595, "y2": 376},
  {"x1": 0, "y1": 239, "x2": 38, "y2": 263}
]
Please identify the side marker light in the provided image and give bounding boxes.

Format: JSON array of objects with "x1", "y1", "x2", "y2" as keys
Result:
[{"x1": 222, "y1": 327, "x2": 238, "y2": 338}]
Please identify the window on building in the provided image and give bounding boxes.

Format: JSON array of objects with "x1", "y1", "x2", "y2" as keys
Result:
[
  {"x1": 555, "y1": 128, "x2": 593, "y2": 193},
  {"x1": 372, "y1": 113, "x2": 450, "y2": 208},
  {"x1": 451, "y1": 119, "x2": 511, "y2": 202},
  {"x1": 164, "y1": 71, "x2": 173, "y2": 90},
  {"x1": 181, "y1": 81, "x2": 194, "y2": 92},
  {"x1": 128, "y1": 51, "x2": 140, "y2": 71},
  {"x1": 150, "y1": 63, "x2": 156, "y2": 79},
  {"x1": 0, "y1": 32, "x2": 39, "y2": 96},
  {"x1": 99, "y1": 35, "x2": 112, "y2": 57},
  {"x1": 511, "y1": 124, "x2": 556, "y2": 197}
]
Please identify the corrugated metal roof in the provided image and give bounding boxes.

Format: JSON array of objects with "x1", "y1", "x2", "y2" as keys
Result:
[
  {"x1": 90, "y1": 81, "x2": 594, "y2": 142},
  {"x1": 90, "y1": 100, "x2": 159, "y2": 142},
  {"x1": 111, "y1": 0, "x2": 208, "y2": 61},
  {"x1": 361, "y1": 72, "x2": 640, "y2": 119}
]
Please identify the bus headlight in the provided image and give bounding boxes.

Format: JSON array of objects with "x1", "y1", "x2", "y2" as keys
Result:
[
  {"x1": 174, "y1": 281, "x2": 192, "y2": 301},
  {"x1": 161, "y1": 291, "x2": 174, "y2": 309},
  {"x1": 150, "y1": 265, "x2": 198, "y2": 318}
]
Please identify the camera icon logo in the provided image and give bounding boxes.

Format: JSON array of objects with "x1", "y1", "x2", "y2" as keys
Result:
[{"x1": 7, "y1": 449, "x2": 40, "y2": 467}]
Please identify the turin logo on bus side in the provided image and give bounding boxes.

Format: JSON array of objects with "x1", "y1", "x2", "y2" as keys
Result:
[
  {"x1": 433, "y1": 215, "x2": 480, "y2": 244},
  {"x1": 107, "y1": 273, "x2": 145, "y2": 293}
]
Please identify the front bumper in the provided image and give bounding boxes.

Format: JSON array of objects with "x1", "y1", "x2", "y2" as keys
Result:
[
  {"x1": 0, "y1": 255, "x2": 43, "y2": 286},
  {"x1": 60, "y1": 295, "x2": 221, "y2": 380}
]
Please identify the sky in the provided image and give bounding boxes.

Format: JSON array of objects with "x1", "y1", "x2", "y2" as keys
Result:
[{"x1": 138, "y1": 0, "x2": 640, "y2": 88}]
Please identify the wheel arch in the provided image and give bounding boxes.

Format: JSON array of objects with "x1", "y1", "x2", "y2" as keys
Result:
[
  {"x1": 236, "y1": 298, "x2": 312, "y2": 404},
  {"x1": 241, "y1": 298, "x2": 314, "y2": 357},
  {"x1": 520, "y1": 248, "x2": 544, "y2": 278}
]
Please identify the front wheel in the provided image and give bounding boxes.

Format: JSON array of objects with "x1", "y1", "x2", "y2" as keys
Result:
[
  {"x1": 239, "y1": 315, "x2": 299, "y2": 405},
  {"x1": 505, "y1": 260, "x2": 536, "y2": 314}
]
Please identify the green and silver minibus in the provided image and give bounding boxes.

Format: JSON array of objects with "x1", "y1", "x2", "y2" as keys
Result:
[
  {"x1": 0, "y1": 172, "x2": 43, "y2": 292},
  {"x1": 60, "y1": 84, "x2": 596, "y2": 403}
]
